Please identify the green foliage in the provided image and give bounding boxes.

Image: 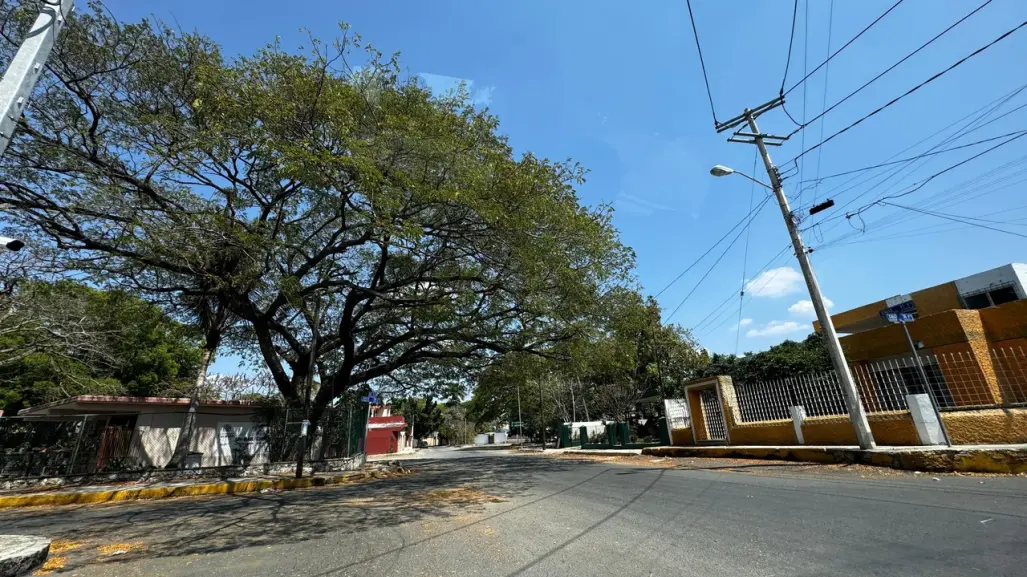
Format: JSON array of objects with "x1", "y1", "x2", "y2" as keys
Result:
[
  {"x1": 694, "y1": 333, "x2": 832, "y2": 387},
  {"x1": 0, "y1": 4, "x2": 634, "y2": 427},
  {"x1": 390, "y1": 396, "x2": 443, "y2": 441},
  {"x1": 468, "y1": 288, "x2": 706, "y2": 428},
  {"x1": 0, "y1": 280, "x2": 203, "y2": 413}
]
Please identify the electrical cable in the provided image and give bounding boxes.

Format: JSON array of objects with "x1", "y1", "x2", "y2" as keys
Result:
[
  {"x1": 782, "y1": 0, "x2": 905, "y2": 97},
  {"x1": 687, "y1": 0, "x2": 720, "y2": 125},
  {"x1": 784, "y1": 18, "x2": 1027, "y2": 166},
  {"x1": 780, "y1": 0, "x2": 800, "y2": 95},
  {"x1": 797, "y1": 0, "x2": 810, "y2": 207},
  {"x1": 666, "y1": 196, "x2": 773, "y2": 321},
  {"x1": 879, "y1": 202, "x2": 1027, "y2": 240},
  {"x1": 797, "y1": 130, "x2": 1027, "y2": 186},
  {"x1": 810, "y1": 0, "x2": 835, "y2": 215},
  {"x1": 734, "y1": 153, "x2": 759, "y2": 355},
  {"x1": 785, "y1": 0, "x2": 994, "y2": 140},
  {"x1": 793, "y1": 82, "x2": 1027, "y2": 222},
  {"x1": 654, "y1": 192, "x2": 773, "y2": 297},
  {"x1": 847, "y1": 131, "x2": 1027, "y2": 218},
  {"x1": 692, "y1": 243, "x2": 792, "y2": 334}
]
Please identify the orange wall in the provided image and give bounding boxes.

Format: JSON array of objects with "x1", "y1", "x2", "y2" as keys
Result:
[
  {"x1": 800, "y1": 415, "x2": 920, "y2": 446},
  {"x1": 911, "y1": 282, "x2": 962, "y2": 317},
  {"x1": 942, "y1": 409, "x2": 1027, "y2": 445},
  {"x1": 729, "y1": 421, "x2": 797, "y2": 445}
]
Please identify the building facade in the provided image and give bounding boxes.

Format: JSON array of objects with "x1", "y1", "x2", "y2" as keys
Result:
[{"x1": 816, "y1": 263, "x2": 1027, "y2": 408}]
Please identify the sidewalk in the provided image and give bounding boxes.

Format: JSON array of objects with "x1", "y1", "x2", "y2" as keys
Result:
[
  {"x1": 641, "y1": 443, "x2": 1027, "y2": 474},
  {"x1": 0, "y1": 467, "x2": 405, "y2": 509}
]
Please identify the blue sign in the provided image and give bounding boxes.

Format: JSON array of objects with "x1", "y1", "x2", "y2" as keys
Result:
[
  {"x1": 880, "y1": 299, "x2": 917, "y2": 323},
  {"x1": 882, "y1": 312, "x2": 916, "y2": 324},
  {"x1": 360, "y1": 391, "x2": 379, "y2": 404}
]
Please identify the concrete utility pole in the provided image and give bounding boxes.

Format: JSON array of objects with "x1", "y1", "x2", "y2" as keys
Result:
[
  {"x1": 516, "y1": 383, "x2": 523, "y2": 439},
  {"x1": 0, "y1": 0, "x2": 75, "y2": 158},
  {"x1": 738, "y1": 110, "x2": 876, "y2": 450}
]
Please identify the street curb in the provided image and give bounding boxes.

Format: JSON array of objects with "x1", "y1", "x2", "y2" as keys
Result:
[
  {"x1": 641, "y1": 446, "x2": 1027, "y2": 474},
  {"x1": 0, "y1": 469, "x2": 406, "y2": 509}
]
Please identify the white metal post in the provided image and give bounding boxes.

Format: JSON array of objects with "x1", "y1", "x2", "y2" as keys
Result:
[
  {"x1": 0, "y1": 0, "x2": 75, "y2": 158},
  {"x1": 745, "y1": 111, "x2": 876, "y2": 450}
]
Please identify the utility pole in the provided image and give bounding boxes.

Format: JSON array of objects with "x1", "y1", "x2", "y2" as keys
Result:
[
  {"x1": 538, "y1": 379, "x2": 546, "y2": 449},
  {"x1": 738, "y1": 108, "x2": 875, "y2": 449},
  {"x1": 516, "y1": 383, "x2": 523, "y2": 439},
  {"x1": 0, "y1": 0, "x2": 75, "y2": 158},
  {"x1": 570, "y1": 381, "x2": 577, "y2": 423},
  {"x1": 712, "y1": 100, "x2": 875, "y2": 449}
]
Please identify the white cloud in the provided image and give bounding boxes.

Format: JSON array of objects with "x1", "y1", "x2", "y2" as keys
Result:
[
  {"x1": 745, "y1": 267, "x2": 803, "y2": 298},
  {"x1": 729, "y1": 318, "x2": 754, "y2": 331},
  {"x1": 746, "y1": 320, "x2": 805, "y2": 338},
  {"x1": 418, "y1": 72, "x2": 494, "y2": 107},
  {"x1": 788, "y1": 298, "x2": 833, "y2": 318}
]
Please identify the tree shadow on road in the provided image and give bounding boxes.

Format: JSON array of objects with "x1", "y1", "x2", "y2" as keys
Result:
[{"x1": 0, "y1": 455, "x2": 593, "y2": 572}]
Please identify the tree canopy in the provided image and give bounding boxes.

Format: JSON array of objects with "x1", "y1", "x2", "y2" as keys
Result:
[
  {"x1": 0, "y1": 3, "x2": 633, "y2": 427},
  {"x1": 0, "y1": 277, "x2": 203, "y2": 413},
  {"x1": 694, "y1": 333, "x2": 831, "y2": 387}
]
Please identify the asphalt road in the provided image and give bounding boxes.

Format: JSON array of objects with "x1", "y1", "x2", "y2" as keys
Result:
[{"x1": 3, "y1": 450, "x2": 1026, "y2": 576}]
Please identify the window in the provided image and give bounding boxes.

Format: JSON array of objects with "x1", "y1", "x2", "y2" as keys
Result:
[
  {"x1": 963, "y1": 292, "x2": 991, "y2": 310},
  {"x1": 962, "y1": 284, "x2": 1022, "y2": 309},
  {"x1": 990, "y1": 286, "x2": 1019, "y2": 306}
]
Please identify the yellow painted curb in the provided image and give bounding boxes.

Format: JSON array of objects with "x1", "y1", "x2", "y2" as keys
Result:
[
  {"x1": 0, "y1": 470, "x2": 390, "y2": 509},
  {"x1": 640, "y1": 446, "x2": 1027, "y2": 474}
]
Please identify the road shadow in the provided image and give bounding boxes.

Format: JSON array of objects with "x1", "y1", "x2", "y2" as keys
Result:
[{"x1": 0, "y1": 455, "x2": 587, "y2": 572}]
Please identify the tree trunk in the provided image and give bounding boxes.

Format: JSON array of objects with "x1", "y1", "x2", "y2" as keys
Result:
[{"x1": 165, "y1": 347, "x2": 213, "y2": 469}]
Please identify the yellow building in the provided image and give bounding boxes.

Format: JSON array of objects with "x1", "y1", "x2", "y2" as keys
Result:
[{"x1": 815, "y1": 263, "x2": 1027, "y2": 408}]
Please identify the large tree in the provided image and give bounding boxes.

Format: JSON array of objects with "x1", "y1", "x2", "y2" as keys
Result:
[{"x1": 0, "y1": 4, "x2": 632, "y2": 432}]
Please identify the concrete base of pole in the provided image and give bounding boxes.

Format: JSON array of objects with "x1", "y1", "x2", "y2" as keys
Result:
[{"x1": 0, "y1": 535, "x2": 50, "y2": 577}]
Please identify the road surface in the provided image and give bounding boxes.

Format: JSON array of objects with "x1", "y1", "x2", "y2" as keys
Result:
[{"x1": 2, "y1": 449, "x2": 1025, "y2": 576}]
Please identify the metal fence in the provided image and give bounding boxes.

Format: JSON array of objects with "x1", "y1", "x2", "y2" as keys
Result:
[
  {"x1": 727, "y1": 346, "x2": 1027, "y2": 426},
  {"x1": 0, "y1": 402, "x2": 367, "y2": 479}
]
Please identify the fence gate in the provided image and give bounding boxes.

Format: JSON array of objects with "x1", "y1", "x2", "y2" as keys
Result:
[{"x1": 696, "y1": 387, "x2": 728, "y2": 443}]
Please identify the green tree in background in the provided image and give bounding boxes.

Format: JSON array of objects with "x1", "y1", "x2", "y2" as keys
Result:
[
  {"x1": 0, "y1": 279, "x2": 203, "y2": 413},
  {"x1": 694, "y1": 333, "x2": 832, "y2": 387},
  {"x1": 390, "y1": 396, "x2": 443, "y2": 443}
]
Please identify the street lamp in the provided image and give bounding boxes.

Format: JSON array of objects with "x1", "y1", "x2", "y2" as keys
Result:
[{"x1": 709, "y1": 165, "x2": 772, "y2": 190}]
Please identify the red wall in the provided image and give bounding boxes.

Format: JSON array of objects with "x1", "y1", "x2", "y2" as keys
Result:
[{"x1": 365, "y1": 415, "x2": 405, "y2": 455}]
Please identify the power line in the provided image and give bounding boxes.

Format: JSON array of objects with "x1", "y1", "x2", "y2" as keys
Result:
[
  {"x1": 698, "y1": 247, "x2": 795, "y2": 337},
  {"x1": 797, "y1": 0, "x2": 810, "y2": 207},
  {"x1": 879, "y1": 202, "x2": 1027, "y2": 240},
  {"x1": 779, "y1": 0, "x2": 801, "y2": 94},
  {"x1": 785, "y1": 18, "x2": 1027, "y2": 166},
  {"x1": 782, "y1": 0, "x2": 905, "y2": 97},
  {"x1": 813, "y1": 157, "x2": 1027, "y2": 250},
  {"x1": 653, "y1": 192, "x2": 772, "y2": 297},
  {"x1": 785, "y1": 0, "x2": 994, "y2": 140},
  {"x1": 686, "y1": 0, "x2": 720, "y2": 126},
  {"x1": 794, "y1": 83, "x2": 1027, "y2": 220},
  {"x1": 734, "y1": 153, "x2": 759, "y2": 355},
  {"x1": 666, "y1": 195, "x2": 772, "y2": 321},
  {"x1": 797, "y1": 130, "x2": 1027, "y2": 186},
  {"x1": 810, "y1": 0, "x2": 835, "y2": 214},
  {"x1": 848, "y1": 131, "x2": 1027, "y2": 218},
  {"x1": 692, "y1": 243, "x2": 792, "y2": 334}
]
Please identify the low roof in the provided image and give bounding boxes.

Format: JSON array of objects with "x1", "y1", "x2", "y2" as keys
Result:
[{"x1": 19, "y1": 395, "x2": 263, "y2": 416}]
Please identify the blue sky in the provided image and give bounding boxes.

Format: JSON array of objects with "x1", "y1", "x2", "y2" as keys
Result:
[{"x1": 101, "y1": 0, "x2": 1027, "y2": 370}]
